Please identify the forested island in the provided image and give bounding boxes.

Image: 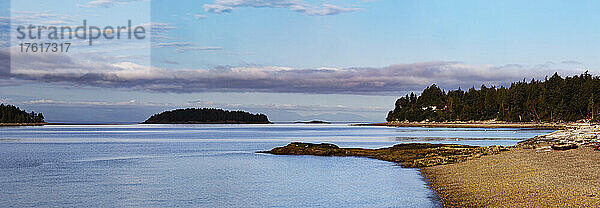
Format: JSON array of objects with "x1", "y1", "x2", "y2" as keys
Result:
[
  {"x1": 387, "y1": 72, "x2": 600, "y2": 122},
  {"x1": 0, "y1": 104, "x2": 45, "y2": 124},
  {"x1": 143, "y1": 108, "x2": 270, "y2": 124}
]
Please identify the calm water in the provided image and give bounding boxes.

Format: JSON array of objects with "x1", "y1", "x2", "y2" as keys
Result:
[{"x1": 0, "y1": 124, "x2": 553, "y2": 207}]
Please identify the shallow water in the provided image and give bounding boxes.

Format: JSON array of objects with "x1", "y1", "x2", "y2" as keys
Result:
[{"x1": 0, "y1": 124, "x2": 553, "y2": 207}]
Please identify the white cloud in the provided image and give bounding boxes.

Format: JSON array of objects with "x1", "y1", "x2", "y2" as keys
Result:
[
  {"x1": 155, "y1": 42, "x2": 194, "y2": 48},
  {"x1": 77, "y1": 0, "x2": 146, "y2": 8},
  {"x1": 187, "y1": 13, "x2": 208, "y2": 19},
  {"x1": 2, "y1": 47, "x2": 590, "y2": 95},
  {"x1": 187, "y1": 101, "x2": 387, "y2": 112},
  {"x1": 147, "y1": 22, "x2": 178, "y2": 43},
  {"x1": 8, "y1": 10, "x2": 79, "y2": 26},
  {"x1": 21, "y1": 99, "x2": 160, "y2": 107},
  {"x1": 154, "y1": 41, "x2": 224, "y2": 53},
  {"x1": 203, "y1": 0, "x2": 361, "y2": 16}
]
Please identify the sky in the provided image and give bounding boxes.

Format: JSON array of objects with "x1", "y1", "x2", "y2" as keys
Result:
[{"x1": 0, "y1": 0, "x2": 598, "y2": 123}]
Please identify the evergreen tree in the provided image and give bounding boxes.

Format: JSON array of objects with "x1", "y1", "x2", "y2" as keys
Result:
[
  {"x1": 387, "y1": 72, "x2": 600, "y2": 122},
  {"x1": 143, "y1": 108, "x2": 270, "y2": 124},
  {"x1": 0, "y1": 104, "x2": 45, "y2": 123}
]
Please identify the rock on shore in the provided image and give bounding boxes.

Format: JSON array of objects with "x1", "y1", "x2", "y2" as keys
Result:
[
  {"x1": 260, "y1": 142, "x2": 508, "y2": 168},
  {"x1": 517, "y1": 124, "x2": 600, "y2": 151}
]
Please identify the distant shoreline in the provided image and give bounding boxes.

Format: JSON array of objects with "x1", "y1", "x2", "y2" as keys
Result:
[
  {"x1": 0, "y1": 123, "x2": 138, "y2": 126},
  {"x1": 354, "y1": 121, "x2": 568, "y2": 129},
  {"x1": 0, "y1": 123, "x2": 47, "y2": 126},
  {"x1": 0, "y1": 122, "x2": 575, "y2": 129},
  {"x1": 141, "y1": 121, "x2": 272, "y2": 124}
]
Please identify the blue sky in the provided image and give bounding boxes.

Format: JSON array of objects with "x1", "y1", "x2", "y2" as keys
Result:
[
  {"x1": 151, "y1": 0, "x2": 600, "y2": 69},
  {"x1": 0, "y1": 0, "x2": 597, "y2": 122}
]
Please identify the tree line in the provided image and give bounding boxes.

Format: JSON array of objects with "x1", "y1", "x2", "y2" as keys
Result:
[
  {"x1": 387, "y1": 72, "x2": 600, "y2": 123},
  {"x1": 143, "y1": 108, "x2": 270, "y2": 124},
  {"x1": 0, "y1": 104, "x2": 45, "y2": 123}
]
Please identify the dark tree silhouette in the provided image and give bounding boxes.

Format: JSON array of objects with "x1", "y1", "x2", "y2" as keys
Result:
[
  {"x1": 143, "y1": 108, "x2": 270, "y2": 124},
  {"x1": 387, "y1": 72, "x2": 600, "y2": 122},
  {"x1": 0, "y1": 104, "x2": 45, "y2": 123}
]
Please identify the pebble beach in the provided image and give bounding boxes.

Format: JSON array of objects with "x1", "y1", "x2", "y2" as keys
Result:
[{"x1": 422, "y1": 124, "x2": 600, "y2": 207}]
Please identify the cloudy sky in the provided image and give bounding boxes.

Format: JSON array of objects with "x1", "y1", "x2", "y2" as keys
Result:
[{"x1": 0, "y1": 0, "x2": 597, "y2": 122}]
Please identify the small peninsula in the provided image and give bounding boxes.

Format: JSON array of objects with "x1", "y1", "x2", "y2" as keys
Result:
[
  {"x1": 261, "y1": 142, "x2": 508, "y2": 168},
  {"x1": 142, "y1": 108, "x2": 271, "y2": 124}
]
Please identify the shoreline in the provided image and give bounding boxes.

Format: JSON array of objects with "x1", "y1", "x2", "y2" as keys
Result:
[
  {"x1": 0, "y1": 123, "x2": 47, "y2": 126},
  {"x1": 354, "y1": 121, "x2": 568, "y2": 129},
  {"x1": 263, "y1": 125, "x2": 600, "y2": 206},
  {"x1": 409, "y1": 125, "x2": 600, "y2": 206}
]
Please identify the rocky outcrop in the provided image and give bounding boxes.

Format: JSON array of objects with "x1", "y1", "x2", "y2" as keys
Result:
[
  {"x1": 262, "y1": 124, "x2": 600, "y2": 169},
  {"x1": 517, "y1": 124, "x2": 600, "y2": 151},
  {"x1": 260, "y1": 142, "x2": 508, "y2": 168}
]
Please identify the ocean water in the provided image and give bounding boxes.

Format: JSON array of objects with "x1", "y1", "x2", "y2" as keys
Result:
[{"x1": 0, "y1": 124, "x2": 554, "y2": 207}]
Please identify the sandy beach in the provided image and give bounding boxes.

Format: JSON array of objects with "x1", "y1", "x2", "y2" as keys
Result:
[{"x1": 421, "y1": 147, "x2": 600, "y2": 207}]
